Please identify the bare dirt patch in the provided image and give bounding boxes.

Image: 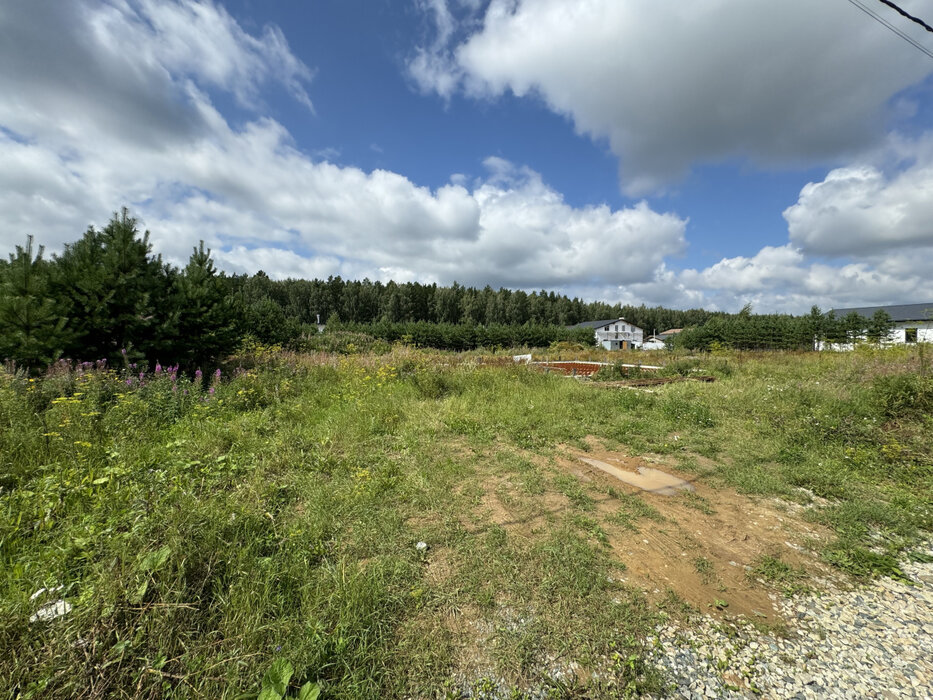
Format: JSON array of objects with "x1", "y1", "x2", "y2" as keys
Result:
[
  {"x1": 450, "y1": 440, "x2": 839, "y2": 627},
  {"x1": 461, "y1": 473, "x2": 570, "y2": 541},
  {"x1": 551, "y1": 444, "x2": 840, "y2": 621},
  {"x1": 425, "y1": 545, "x2": 456, "y2": 587}
]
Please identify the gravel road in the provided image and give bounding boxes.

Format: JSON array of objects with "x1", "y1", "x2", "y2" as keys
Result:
[{"x1": 648, "y1": 543, "x2": 933, "y2": 699}]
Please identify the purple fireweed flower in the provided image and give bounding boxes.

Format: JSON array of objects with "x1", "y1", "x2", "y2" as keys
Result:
[
  {"x1": 130, "y1": 363, "x2": 137, "y2": 370},
  {"x1": 139, "y1": 372, "x2": 145, "y2": 381},
  {"x1": 155, "y1": 362, "x2": 162, "y2": 375},
  {"x1": 121, "y1": 348, "x2": 127, "y2": 356},
  {"x1": 208, "y1": 387, "x2": 215, "y2": 395},
  {"x1": 214, "y1": 368, "x2": 221, "y2": 380},
  {"x1": 126, "y1": 378, "x2": 133, "y2": 386},
  {"x1": 195, "y1": 369, "x2": 203, "y2": 380}
]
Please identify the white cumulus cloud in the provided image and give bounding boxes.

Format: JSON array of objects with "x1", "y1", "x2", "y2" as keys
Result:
[
  {"x1": 784, "y1": 136, "x2": 933, "y2": 256},
  {"x1": 0, "y1": 0, "x2": 686, "y2": 293},
  {"x1": 411, "y1": 0, "x2": 933, "y2": 195}
]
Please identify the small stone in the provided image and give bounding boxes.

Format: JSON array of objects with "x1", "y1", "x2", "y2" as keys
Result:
[{"x1": 415, "y1": 541, "x2": 428, "y2": 552}]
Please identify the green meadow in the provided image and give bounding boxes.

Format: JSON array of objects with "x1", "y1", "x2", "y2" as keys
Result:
[{"x1": 2, "y1": 345, "x2": 931, "y2": 698}]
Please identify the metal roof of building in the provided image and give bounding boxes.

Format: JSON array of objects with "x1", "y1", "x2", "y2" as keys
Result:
[
  {"x1": 829, "y1": 302, "x2": 933, "y2": 322},
  {"x1": 567, "y1": 318, "x2": 642, "y2": 330}
]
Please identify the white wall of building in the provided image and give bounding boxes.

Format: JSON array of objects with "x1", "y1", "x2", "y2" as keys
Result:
[
  {"x1": 595, "y1": 320, "x2": 644, "y2": 350},
  {"x1": 889, "y1": 321, "x2": 933, "y2": 344},
  {"x1": 816, "y1": 320, "x2": 933, "y2": 350}
]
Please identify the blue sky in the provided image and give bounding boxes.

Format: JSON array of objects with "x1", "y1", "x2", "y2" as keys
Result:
[
  {"x1": 2, "y1": 0, "x2": 933, "y2": 312},
  {"x1": 224, "y1": 0, "x2": 816, "y2": 263}
]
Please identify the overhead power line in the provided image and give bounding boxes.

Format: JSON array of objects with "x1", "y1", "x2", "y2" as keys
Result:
[
  {"x1": 845, "y1": 0, "x2": 933, "y2": 60},
  {"x1": 877, "y1": 0, "x2": 933, "y2": 35}
]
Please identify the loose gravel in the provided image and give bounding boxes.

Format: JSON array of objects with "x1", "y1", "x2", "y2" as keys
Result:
[{"x1": 647, "y1": 543, "x2": 933, "y2": 699}]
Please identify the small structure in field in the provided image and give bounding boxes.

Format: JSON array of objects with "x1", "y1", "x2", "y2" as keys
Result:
[
  {"x1": 657, "y1": 328, "x2": 683, "y2": 342},
  {"x1": 567, "y1": 318, "x2": 645, "y2": 350},
  {"x1": 825, "y1": 302, "x2": 933, "y2": 347},
  {"x1": 641, "y1": 335, "x2": 668, "y2": 350}
]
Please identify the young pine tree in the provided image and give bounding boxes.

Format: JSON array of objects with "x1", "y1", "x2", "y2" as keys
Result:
[
  {"x1": 0, "y1": 236, "x2": 67, "y2": 371},
  {"x1": 867, "y1": 309, "x2": 894, "y2": 343},
  {"x1": 98, "y1": 208, "x2": 173, "y2": 362},
  {"x1": 51, "y1": 227, "x2": 108, "y2": 361},
  {"x1": 170, "y1": 241, "x2": 238, "y2": 369},
  {"x1": 53, "y1": 208, "x2": 172, "y2": 365}
]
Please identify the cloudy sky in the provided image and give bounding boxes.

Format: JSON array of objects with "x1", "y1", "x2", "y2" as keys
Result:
[{"x1": 2, "y1": 0, "x2": 933, "y2": 312}]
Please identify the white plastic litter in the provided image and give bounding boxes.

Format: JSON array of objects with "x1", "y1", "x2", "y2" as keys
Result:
[
  {"x1": 29, "y1": 585, "x2": 64, "y2": 601},
  {"x1": 30, "y1": 599, "x2": 72, "y2": 623}
]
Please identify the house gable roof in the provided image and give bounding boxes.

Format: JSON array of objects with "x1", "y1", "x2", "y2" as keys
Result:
[
  {"x1": 567, "y1": 318, "x2": 642, "y2": 331},
  {"x1": 828, "y1": 302, "x2": 933, "y2": 323}
]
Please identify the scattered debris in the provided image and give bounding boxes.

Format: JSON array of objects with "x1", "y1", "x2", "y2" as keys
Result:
[
  {"x1": 532, "y1": 361, "x2": 663, "y2": 377},
  {"x1": 590, "y1": 375, "x2": 716, "y2": 387},
  {"x1": 30, "y1": 599, "x2": 72, "y2": 623},
  {"x1": 578, "y1": 456, "x2": 695, "y2": 495},
  {"x1": 29, "y1": 585, "x2": 64, "y2": 601}
]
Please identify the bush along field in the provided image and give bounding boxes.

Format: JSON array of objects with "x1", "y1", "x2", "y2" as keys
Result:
[{"x1": 1, "y1": 344, "x2": 931, "y2": 698}]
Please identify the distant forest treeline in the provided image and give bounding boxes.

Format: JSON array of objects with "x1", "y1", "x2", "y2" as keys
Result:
[
  {"x1": 235, "y1": 269, "x2": 720, "y2": 333},
  {"x1": 0, "y1": 209, "x2": 900, "y2": 370}
]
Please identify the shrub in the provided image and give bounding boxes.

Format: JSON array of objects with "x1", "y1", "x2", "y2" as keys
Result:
[{"x1": 872, "y1": 374, "x2": 933, "y2": 418}]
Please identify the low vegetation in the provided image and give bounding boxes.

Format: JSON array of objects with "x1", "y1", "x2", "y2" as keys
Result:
[{"x1": 1, "y1": 344, "x2": 930, "y2": 697}]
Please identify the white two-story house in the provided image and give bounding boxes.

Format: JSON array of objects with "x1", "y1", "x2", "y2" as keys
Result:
[{"x1": 568, "y1": 318, "x2": 645, "y2": 350}]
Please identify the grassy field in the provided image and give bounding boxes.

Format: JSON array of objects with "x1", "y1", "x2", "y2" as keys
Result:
[{"x1": 1, "y1": 345, "x2": 931, "y2": 698}]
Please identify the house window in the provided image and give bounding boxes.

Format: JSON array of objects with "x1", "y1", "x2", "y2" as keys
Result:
[{"x1": 905, "y1": 328, "x2": 918, "y2": 343}]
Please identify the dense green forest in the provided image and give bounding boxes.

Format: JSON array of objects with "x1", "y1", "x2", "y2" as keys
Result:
[
  {"x1": 231, "y1": 269, "x2": 720, "y2": 332},
  {"x1": 0, "y1": 209, "x2": 899, "y2": 371}
]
